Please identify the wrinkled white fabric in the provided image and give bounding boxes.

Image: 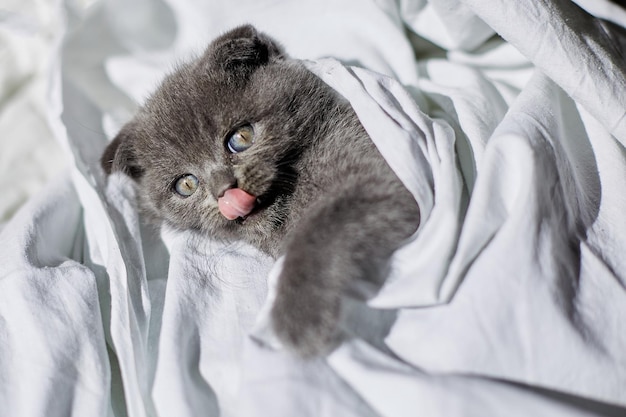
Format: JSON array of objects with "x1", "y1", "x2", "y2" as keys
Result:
[
  {"x1": 0, "y1": 0, "x2": 68, "y2": 224},
  {"x1": 1, "y1": 0, "x2": 626, "y2": 416}
]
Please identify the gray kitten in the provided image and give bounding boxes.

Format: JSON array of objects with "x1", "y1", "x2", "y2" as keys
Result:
[{"x1": 101, "y1": 25, "x2": 420, "y2": 357}]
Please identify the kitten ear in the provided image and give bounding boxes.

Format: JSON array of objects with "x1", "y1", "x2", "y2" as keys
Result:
[
  {"x1": 101, "y1": 122, "x2": 143, "y2": 179},
  {"x1": 206, "y1": 24, "x2": 285, "y2": 73}
]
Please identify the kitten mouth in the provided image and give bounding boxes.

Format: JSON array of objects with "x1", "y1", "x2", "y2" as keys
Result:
[{"x1": 218, "y1": 188, "x2": 257, "y2": 220}]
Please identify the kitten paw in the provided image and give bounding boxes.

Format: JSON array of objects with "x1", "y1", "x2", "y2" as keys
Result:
[{"x1": 270, "y1": 284, "x2": 341, "y2": 358}]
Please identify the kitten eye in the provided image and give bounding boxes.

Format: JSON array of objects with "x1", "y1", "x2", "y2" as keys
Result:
[
  {"x1": 174, "y1": 174, "x2": 199, "y2": 197},
  {"x1": 227, "y1": 125, "x2": 255, "y2": 153}
]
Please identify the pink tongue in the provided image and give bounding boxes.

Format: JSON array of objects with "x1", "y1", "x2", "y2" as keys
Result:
[{"x1": 218, "y1": 188, "x2": 257, "y2": 220}]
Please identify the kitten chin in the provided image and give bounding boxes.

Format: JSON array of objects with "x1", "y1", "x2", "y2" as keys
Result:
[{"x1": 101, "y1": 24, "x2": 420, "y2": 357}]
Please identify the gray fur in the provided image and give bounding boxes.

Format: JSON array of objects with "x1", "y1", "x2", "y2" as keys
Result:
[{"x1": 101, "y1": 25, "x2": 420, "y2": 357}]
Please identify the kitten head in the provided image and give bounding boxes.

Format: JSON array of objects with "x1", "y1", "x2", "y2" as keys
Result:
[{"x1": 101, "y1": 25, "x2": 338, "y2": 247}]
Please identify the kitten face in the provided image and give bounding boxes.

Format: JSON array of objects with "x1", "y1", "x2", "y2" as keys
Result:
[{"x1": 102, "y1": 25, "x2": 332, "y2": 245}]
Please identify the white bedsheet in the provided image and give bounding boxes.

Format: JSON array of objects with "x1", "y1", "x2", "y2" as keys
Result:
[{"x1": 1, "y1": 0, "x2": 626, "y2": 416}]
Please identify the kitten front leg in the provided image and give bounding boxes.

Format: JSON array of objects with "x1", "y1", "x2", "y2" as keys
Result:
[{"x1": 271, "y1": 178, "x2": 420, "y2": 357}]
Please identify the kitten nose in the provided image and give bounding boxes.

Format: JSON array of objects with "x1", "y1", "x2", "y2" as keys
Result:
[{"x1": 210, "y1": 170, "x2": 237, "y2": 199}]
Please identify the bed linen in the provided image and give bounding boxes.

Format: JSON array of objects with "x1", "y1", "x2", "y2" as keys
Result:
[{"x1": 1, "y1": 0, "x2": 626, "y2": 416}]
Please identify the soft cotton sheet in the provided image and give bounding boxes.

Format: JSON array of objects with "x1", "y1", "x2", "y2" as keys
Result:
[{"x1": 1, "y1": 0, "x2": 626, "y2": 416}]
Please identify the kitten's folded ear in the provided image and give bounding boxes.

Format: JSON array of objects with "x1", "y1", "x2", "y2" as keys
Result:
[
  {"x1": 101, "y1": 122, "x2": 143, "y2": 179},
  {"x1": 205, "y1": 24, "x2": 285, "y2": 74}
]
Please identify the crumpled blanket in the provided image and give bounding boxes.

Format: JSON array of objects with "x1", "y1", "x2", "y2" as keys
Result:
[{"x1": 1, "y1": 0, "x2": 626, "y2": 416}]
